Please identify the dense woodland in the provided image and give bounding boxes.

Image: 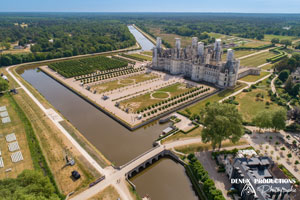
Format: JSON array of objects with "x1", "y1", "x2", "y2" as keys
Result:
[
  {"x1": 127, "y1": 13, "x2": 300, "y2": 40},
  {"x1": 0, "y1": 13, "x2": 136, "y2": 67},
  {"x1": 1, "y1": 13, "x2": 300, "y2": 67}
]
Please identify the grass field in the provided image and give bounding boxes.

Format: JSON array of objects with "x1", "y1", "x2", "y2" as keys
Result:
[
  {"x1": 91, "y1": 73, "x2": 159, "y2": 94},
  {"x1": 128, "y1": 53, "x2": 152, "y2": 61},
  {"x1": 175, "y1": 139, "x2": 249, "y2": 154},
  {"x1": 264, "y1": 34, "x2": 299, "y2": 42},
  {"x1": 162, "y1": 127, "x2": 202, "y2": 144},
  {"x1": 261, "y1": 64, "x2": 274, "y2": 71},
  {"x1": 0, "y1": 94, "x2": 33, "y2": 180},
  {"x1": 181, "y1": 82, "x2": 248, "y2": 116},
  {"x1": 149, "y1": 27, "x2": 192, "y2": 48},
  {"x1": 240, "y1": 51, "x2": 276, "y2": 67},
  {"x1": 141, "y1": 51, "x2": 152, "y2": 56},
  {"x1": 222, "y1": 50, "x2": 257, "y2": 61},
  {"x1": 239, "y1": 71, "x2": 270, "y2": 82},
  {"x1": 120, "y1": 82, "x2": 194, "y2": 112},
  {"x1": 88, "y1": 185, "x2": 120, "y2": 200},
  {"x1": 235, "y1": 80, "x2": 279, "y2": 122},
  {"x1": 242, "y1": 40, "x2": 270, "y2": 48},
  {"x1": 1, "y1": 67, "x2": 102, "y2": 195}
]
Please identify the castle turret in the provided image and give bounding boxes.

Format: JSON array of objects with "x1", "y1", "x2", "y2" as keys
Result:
[
  {"x1": 227, "y1": 49, "x2": 234, "y2": 62},
  {"x1": 156, "y1": 37, "x2": 162, "y2": 49},
  {"x1": 175, "y1": 38, "x2": 181, "y2": 59},
  {"x1": 213, "y1": 39, "x2": 222, "y2": 62},
  {"x1": 192, "y1": 37, "x2": 198, "y2": 48},
  {"x1": 198, "y1": 42, "x2": 205, "y2": 57},
  {"x1": 175, "y1": 38, "x2": 181, "y2": 49}
]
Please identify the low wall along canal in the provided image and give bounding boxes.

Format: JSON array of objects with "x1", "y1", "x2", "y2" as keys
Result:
[{"x1": 19, "y1": 25, "x2": 199, "y2": 200}]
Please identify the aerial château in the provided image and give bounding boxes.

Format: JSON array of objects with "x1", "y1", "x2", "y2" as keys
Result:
[{"x1": 152, "y1": 37, "x2": 240, "y2": 88}]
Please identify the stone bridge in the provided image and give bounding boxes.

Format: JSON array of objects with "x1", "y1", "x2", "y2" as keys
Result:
[{"x1": 119, "y1": 145, "x2": 185, "y2": 178}]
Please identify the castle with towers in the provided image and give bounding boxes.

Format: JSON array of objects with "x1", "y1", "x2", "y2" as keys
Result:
[{"x1": 152, "y1": 37, "x2": 240, "y2": 88}]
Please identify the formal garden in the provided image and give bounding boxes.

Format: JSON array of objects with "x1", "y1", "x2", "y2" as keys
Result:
[
  {"x1": 49, "y1": 56, "x2": 128, "y2": 78},
  {"x1": 118, "y1": 82, "x2": 213, "y2": 119},
  {"x1": 90, "y1": 73, "x2": 159, "y2": 94}
]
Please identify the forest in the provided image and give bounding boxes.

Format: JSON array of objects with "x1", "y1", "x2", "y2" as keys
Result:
[
  {"x1": 126, "y1": 13, "x2": 300, "y2": 40},
  {"x1": 1, "y1": 13, "x2": 300, "y2": 67},
  {"x1": 0, "y1": 13, "x2": 136, "y2": 67}
]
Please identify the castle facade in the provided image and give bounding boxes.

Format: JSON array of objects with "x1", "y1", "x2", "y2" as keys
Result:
[{"x1": 152, "y1": 37, "x2": 240, "y2": 88}]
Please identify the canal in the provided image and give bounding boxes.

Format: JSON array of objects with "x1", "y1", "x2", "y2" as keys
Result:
[{"x1": 20, "y1": 25, "x2": 198, "y2": 200}]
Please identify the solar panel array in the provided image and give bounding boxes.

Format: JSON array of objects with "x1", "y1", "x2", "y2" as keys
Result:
[
  {"x1": 1, "y1": 105, "x2": 11, "y2": 124},
  {"x1": 6, "y1": 133, "x2": 16, "y2": 143},
  {"x1": 0, "y1": 157, "x2": 4, "y2": 168},
  {"x1": 11, "y1": 151, "x2": 23, "y2": 163},
  {"x1": 8, "y1": 142, "x2": 20, "y2": 152}
]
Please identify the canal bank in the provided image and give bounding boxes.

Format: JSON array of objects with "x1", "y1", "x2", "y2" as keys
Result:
[{"x1": 18, "y1": 25, "x2": 199, "y2": 200}]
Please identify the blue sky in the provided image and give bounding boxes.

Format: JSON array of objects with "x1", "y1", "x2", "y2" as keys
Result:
[{"x1": 1, "y1": 0, "x2": 299, "y2": 13}]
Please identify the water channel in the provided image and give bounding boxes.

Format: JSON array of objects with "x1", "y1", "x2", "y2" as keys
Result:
[{"x1": 20, "y1": 25, "x2": 198, "y2": 200}]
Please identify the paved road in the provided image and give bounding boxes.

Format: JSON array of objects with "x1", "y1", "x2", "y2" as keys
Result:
[
  {"x1": 71, "y1": 137, "x2": 205, "y2": 200},
  {"x1": 238, "y1": 48, "x2": 273, "y2": 60}
]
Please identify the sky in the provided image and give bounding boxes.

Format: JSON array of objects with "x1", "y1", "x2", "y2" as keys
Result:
[{"x1": 0, "y1": 0, "x2": 300, "y2": 13}]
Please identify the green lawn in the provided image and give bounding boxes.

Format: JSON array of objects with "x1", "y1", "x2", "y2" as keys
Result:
[
  {"x1": 239, "y1": 71, "x2": 270, "y2": 82},
  {"x1": 141, "y1": 51, "x2": 152, "y2": 56},
  {"x1": 242, "y1": 40, "x2": 270, "y2": 48},
  {"x1": 120, "y1": 82, "x2": 194, "y2": 112},
  {"x1": 264, "y1": 34, "x2": 299, "y2": 42},
  {"x1": 129, "y1": 53, "x2": 152, "y2": 61},
  {"x1": 261, "y1": 64, "x2": 274, "y2": 71},
  {"x1": 181, "y1": 82, "x2": 248, "y2": 116},
  {"x1": 223, "y1": 50, "x2": 257, "y2": 61},
  {"x1": 240, "y1": 51, "x2": 276, "y2": 67},
  {"x1": 162, "y1": 127, "x2": 202, "y2": 144},
  {"x1": 235, "y1": 81, "x2": 279, "y2": 122},
  {"x1": 91, "y1": 73, "x2": 158, "y2": 94}
]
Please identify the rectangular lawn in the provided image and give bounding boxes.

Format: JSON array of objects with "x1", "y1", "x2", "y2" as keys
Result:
[
  {"x1": 91, "y1": 73, "x2": 158, "y2": 94},
  {"x1": 120, "y1": 82, "x2": 194, "y2": 112},
  {"x1": 240, "y1": 51, "x2": 276, "y2": 67}
]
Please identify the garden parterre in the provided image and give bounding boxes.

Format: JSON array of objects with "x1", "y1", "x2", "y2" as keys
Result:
[{"x1": 49, "y1": 56, "x2": 128, "y2": 78}]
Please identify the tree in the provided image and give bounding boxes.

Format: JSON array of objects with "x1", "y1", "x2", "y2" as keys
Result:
[
  {"x1": 0, "y1": 78, "x2": 8, "y2": 92},
  {"x1": 272, "y1": 109, "x2": 287, "y2": 131},
  {"x1": 290, "y1": 83, "x2": 300, "y2": 97},
  {"x1": 252, "y1": 111, "x2": 272, "y2": 131},
  {"x1": 284, "y1": 76, "x2": 294, "y2": 94},
  {"x1": 280, "y1": 39, "x2": 292, "y2": 48},
  {"x1": 201, "y1": 103, "x2": 243, "y2": 150},
  {"x1": 271, "y1": 38, "x2": 280, "y2": 44},
  {"x1": 278, "y1": 69, "x2": 290, "y2": 82},
  {"x1": 0, "y1": 170, "x2": 59, "y2": 200}
]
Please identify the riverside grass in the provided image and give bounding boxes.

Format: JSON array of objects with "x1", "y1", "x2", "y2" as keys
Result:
[{"x1": 7, "y1": 94, "x2": 64, "y2": 199}]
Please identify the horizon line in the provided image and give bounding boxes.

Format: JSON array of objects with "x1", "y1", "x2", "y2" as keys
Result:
[{"x1": 0, "y1": 11, "x2": 300, "y2": 14}]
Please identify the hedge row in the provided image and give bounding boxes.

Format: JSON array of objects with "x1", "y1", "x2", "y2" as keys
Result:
[
  {"x1": 233, "y1": 44, "x2": 274, "y2": 51},
  {"x1": 188, "y1": 154, "x2": 226, "y2": 200},
  {"x1": 121, "y1": 53, "x2": 145, "y2": 62},
  {"x1": 112, "y1": 56, "x2": 136, "y2": 64},
  {"x1": 267, "y1": 47, "x2": 288, "y2": 63},
  {"x1": 80, "y1": 68, "x2": 143, "y2": 84},
  {"x1": 137, "y1": 87, "x2": 209, "y2": 113},
  {"x1": 139, "y1": 88, "x2": 210, "y2": 117},
  {"x1": 8, "y1": 94, "x2": 64, "y2": 199},
  {"x1": 75, "y1": 66, "x2": 133, "y2": 80}
]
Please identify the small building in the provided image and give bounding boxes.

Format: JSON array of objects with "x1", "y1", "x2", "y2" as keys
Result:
[
  {"x1": 13, "y1": 46, "x2": 24, "y2": 50},
  {"x1": 162, "y1": 127, "x2": 173, "y2": 135}
]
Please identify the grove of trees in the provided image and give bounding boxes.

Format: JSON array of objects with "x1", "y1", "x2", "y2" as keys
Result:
[
  {"x1": 252, "y1": 108, "x2": 287, "y2": 131},
  {"x1": 0, "y1": 170, "x2": 60, "y2": 200},
  {"x1": 0, "y1": 13, "x2": 136, "y2": 67},
  {"x1": 200, "y1": 103, "x2": 244, "y2": 150}
]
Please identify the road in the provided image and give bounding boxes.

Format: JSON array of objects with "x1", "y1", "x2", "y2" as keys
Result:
[{"x1": 70, "y1": 137, "x2": 206, "y2": 200}]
